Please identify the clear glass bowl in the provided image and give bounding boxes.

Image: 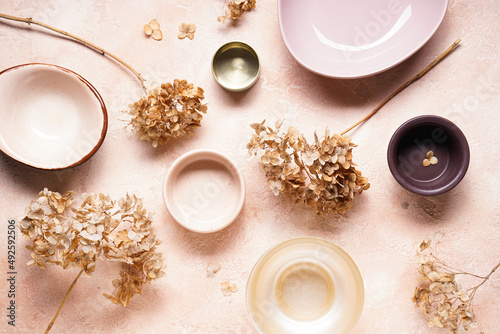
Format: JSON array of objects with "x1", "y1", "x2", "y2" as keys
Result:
[{"x1": 246, "y1": 237, "x2": 364, "y2": 334}]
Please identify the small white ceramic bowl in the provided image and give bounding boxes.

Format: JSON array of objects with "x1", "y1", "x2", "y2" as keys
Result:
[
  {"x1": 0, "y1": 63, "x2": 107, "y2": 170},
  {"x1": 163, "y1": 149, "x2": 245, "y2": 233}
]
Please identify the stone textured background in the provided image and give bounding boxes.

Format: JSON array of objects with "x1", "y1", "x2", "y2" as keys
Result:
[{"x1": 0, "y1": 1, "x2": 499, "y2": 333}]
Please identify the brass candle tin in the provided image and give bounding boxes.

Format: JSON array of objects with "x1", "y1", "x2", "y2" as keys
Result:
[{"x1": 212, "y1": 41, "x2": 260, "y2": 92}]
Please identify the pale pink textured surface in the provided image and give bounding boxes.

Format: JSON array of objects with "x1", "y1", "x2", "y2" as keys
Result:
[{"x1": 0, "y1": 1, "x2": 499, "y2": 334}]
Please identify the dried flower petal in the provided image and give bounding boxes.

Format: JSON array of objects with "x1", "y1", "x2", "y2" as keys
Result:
[
  {"x1": 148, "y1": 19, "x2": 160, "y2": 30},
  {"x1": 206, "y1": 262, "x2": 222, "y2": 278},
  {"x1": 178, "y1": 23, "x2": 196, "y2": 40},
  {"x1": 144, "y1": 24, "x2": 153, "y2": 36},
  {"x1": 418, "y1": 237, "x2": 432, "y2": 252},
  {"x1": 152, "y1": 29, "x2": 163, "y2": 41},
  {"x1": 221, "y1": 281, "x2": 238, "y2": 296}
]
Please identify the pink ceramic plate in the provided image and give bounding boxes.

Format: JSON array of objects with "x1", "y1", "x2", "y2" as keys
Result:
[{"x1": 278, "y1": 0, "x2": 448, "y2": 78}]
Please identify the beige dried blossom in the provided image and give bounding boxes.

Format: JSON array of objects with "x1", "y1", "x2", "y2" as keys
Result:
[
  {"x1": 178, "y1": 23, "x2": 196, "y2": 40},
  {"x1": 218, "y1": 0, "x2": 256, "y2": 23},
  {"x1": 127, "y1": 79, "x2": 208, "y2": 147},
  {"x1": 221, "y1": 281, "x2": 238, "y2": 296},
  {"x1": 206, "y1": 262, "x2": 221, "y2": 279},
  {"x1": 144, "y1": 19, "x2": 162, "y2": 41},
  {"x1": 413, "y1": 234, "x2": 500, "y2": 333},
  {"x1": 423, "y1": 150, "x2": 439, "y2": 167},
  {"x1": 19, "y1": 189, "x2": 165, "y2": 331},
  {"x1": 247, "y1": 120, "x2": 370, "y2": 214}
]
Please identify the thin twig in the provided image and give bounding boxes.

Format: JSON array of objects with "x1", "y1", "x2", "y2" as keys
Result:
[
  {"x1": 433, "y1": 242, "x2": 490, "y2": 279},
  {"x1": 471, "y1": 261, "x2": 500, "y2": 292},
  {"x1": 0, "y1": 13, "x2": 148, "y2": 93},
  {"x1": 432, "y1": 255, "x2": 488, "y2": 279},
  {"x1": 45, "y1": 269, "x2": 84, "y2": 334},
  {"x1": 341, "y1": 38, "x2": 462, "y2": 136},
  {"x1": 484, "y1": 261, "x2": 500, "y2": 279}
]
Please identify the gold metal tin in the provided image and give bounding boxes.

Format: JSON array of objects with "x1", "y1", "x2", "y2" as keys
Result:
[{"x1": 212, "y1": 41, "x2": 260, "y2": 92}]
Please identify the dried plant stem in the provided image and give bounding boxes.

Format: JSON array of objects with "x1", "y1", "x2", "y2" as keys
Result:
[
  {"x1": 470, "y1": 261, "x2": 500, "y2": 293},
  {"x1": 341, "y1": 38, "x2": 462, "y2": 136},
  {"x1": 467, "y1": 261, "x2": 500, "y2": 332},
  {"x1": 0, "y1": 13, "x2": 147, "y2": 92},
  {"x1": 45, "y1": 269, "x2": 84, "y2": 334},
  {"x1": 434, "y1": 243, "x2": 500, "y2": 281},
  {"x1": 435, "y1": 246, "x2": 500, "y2": 328},
  {"x1": 485, "y1": 261, "x2": 500, "y2": 279}
]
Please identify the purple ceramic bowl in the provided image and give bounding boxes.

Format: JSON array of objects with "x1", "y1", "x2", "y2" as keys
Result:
[{"x1": 387, "y1": 115, "x2": 469, "y2": 196}]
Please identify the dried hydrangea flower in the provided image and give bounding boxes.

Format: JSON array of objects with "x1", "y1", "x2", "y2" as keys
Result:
[
  {"x1": 423, "y1": 151, "x2": 439, "y2": 167},
  {"x1": 127, "y1": 79, "x2": 208, "y2": 147},
  {"x1": 178, "y1": 23, "x2": 196, "y2": 40},
  {"x1": 247, "y1": 120, "x2": 370, "y2": 214},
  {"x1": 19, "y1": 189, "x2": 165, "y2": 331},
  {"x1": 221, "y1": 281, "x2": 238, "y2": 296},
  {"x1": 206, "y1": 262, "x2": 222, "y2": 278},
  {"x1": 144, "y1": 19, "x2": 162, "y2": 41},
  {"x1": 412, "y1": 234, "x2": 500, "y2": 333},
  {"x1": 218, "y1": 0, "x2": 256, "y2": 23}
]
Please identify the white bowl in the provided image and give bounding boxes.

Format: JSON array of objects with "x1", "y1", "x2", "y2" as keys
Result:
[
  {"x1": 278, "y1": 0, "x2": 448, "y2": 78},
  {"x1": 246, "y1": 237, "x2": 364, "y2": 334},
  {"x1": 163, "y1": 149, "x2": 245, "y2": 233},
  {"x1": 0, "y1": 63, "x2": 107, "y2": 170}
]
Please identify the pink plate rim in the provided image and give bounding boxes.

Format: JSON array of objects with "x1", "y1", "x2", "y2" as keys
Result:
[{"x1": 278, "y1": 0, "x2": 449, "y2": 79}]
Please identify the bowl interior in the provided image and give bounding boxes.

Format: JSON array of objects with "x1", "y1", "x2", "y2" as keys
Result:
[
  {"x1": 388, "y1": 116, "x2": 469, "y2": 195},
  {"x1": 0, "y1": 64, "x2": 107, "y2": 169},
  {"x1": 246, "y1": 237, "x2": 364, "y2": 334},
  {"x1": 163, "y1": 150, "x2": 245, "y2": 233}
]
